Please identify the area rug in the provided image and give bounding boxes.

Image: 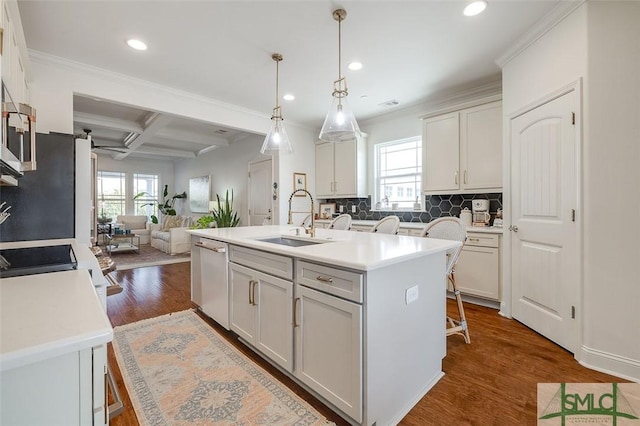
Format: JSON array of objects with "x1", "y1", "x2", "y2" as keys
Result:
[
  {"x1": 109, "y1": 244, "x2": 190, "y2": 270},
  {"x1": 112, "y1": 310, "x2": 334, "y2": 426}
]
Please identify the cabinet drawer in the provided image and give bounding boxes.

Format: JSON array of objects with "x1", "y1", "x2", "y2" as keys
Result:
[
  {"x1": 465, "y1": 232, "x2": 499, "y2": 248},
  {"x1": 230, "y1": 245, "x2": 293, "y2": 280},
  {"x1": 296, "y1": 261, "x2": 363, "y2": 303}
]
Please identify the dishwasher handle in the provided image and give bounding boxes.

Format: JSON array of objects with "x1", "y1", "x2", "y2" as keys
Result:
[{"x1": 195, "y1": 241, "x2": 226, "y2": 253}]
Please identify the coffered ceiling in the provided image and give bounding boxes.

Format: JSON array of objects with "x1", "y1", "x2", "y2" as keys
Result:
[{"x1": 18, "y1": 0, "x2": 566, "y2": 161}]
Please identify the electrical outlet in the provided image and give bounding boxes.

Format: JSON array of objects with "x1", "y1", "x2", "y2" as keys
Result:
[
  {"x1": 339, "y1": 205, "x2": 344, "y2": 213},
  {"x1": 405, "y1": 285, "x2": 419, "y2": 304},
  {"x1": 352, "y1": 206, "x2": 357, "y2": 213}
]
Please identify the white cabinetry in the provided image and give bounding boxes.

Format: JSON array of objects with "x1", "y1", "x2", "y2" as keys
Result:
[
  {"x1": 1, "y1": 0, "x2": 30, "y2": 106},
  {"x1": 229, "y1": 246, "x2": 293, "y2": 372},
  {"x1": 422, "y1": 101, "x2": 502, "y2": 194},
  {"x1": 455, "y1": 232, "x2": 501, "y2": 301},
  {"x1": 315, "y1": 135, "x2": 367, "y2": 198},
  {"x1": 1, "y1": 344, "x2": 107, "y2": 426}
]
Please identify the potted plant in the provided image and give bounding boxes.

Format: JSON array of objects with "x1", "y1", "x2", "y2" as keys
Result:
[
  {"x1": 133, "y1": 184, "x2": 187, "y2": 224},
  {"x1": 191, "y1": 215, "x2": 216, "y2": 229},
  {"x1": 211, "y1": 189, "x2": 240, "y2": 228},
  {"x1": 97, "y1": 210, "x2": 111, "y2": 225}
]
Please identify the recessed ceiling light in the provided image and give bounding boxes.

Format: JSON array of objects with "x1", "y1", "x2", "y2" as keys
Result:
[
  {"x1": 348, "y1": 62, "x2": 363, "y2": 71},
  {"x1": 127, "y1": 39, "x2": 147, "y2": 51},
  {"x1": 463, "y1": 1, "x2": 487, "y2": 16},
  {"x1": 283, "y1": 94, "x2": 295, "y2": 101},
  {"x1": 360, "y1": 95, "x2": 369, "y2": 100}
]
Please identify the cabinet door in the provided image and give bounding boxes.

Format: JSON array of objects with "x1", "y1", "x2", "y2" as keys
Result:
[
  {"x1": 455, "y1": 246, "x2": 500, "y2": 300},
  {"x1": 229, "y1": 263, "x2": 257, "y2": 342},
  {"x1": 333, "y1": 139, "x2": 357, "y2": 196},
  {"x1": 294, "y1": 285, "x2": 362, "y2": 423},
  {"x1": 255, "y1": 271, "x2": 293, "y2": 372},
  {"x1": 460, "y1": 102, "x2": 503, "y2": 190},
  {"x1": 423, "y1": 112, "x2": 460, "y2": 192},
  {"x1": 315, "y1": 143, "x2": 335, "y2": 197}
]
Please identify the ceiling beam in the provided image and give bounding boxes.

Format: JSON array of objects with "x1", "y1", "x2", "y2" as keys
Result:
[
  {"x1": 131, "y1": 146, "x2": 197, "y2": 159},
  {"x1": 154, "y1": 128, "x2": 229, "y2": 147},
  {"x1": 114, "y1": 113, "x2": 174, "y2": 160},
  {"x1": 74, "y1": 111, "x2": 144, "y2": 134}
]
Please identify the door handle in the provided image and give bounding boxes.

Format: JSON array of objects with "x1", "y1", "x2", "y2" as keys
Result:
[
  {"x1": 251, "y1": 280, "x2": 258, "y2": 306},
  {"x1": 509, "y1": 225, "x2": 519, "y2": 232},
  {"x1": 248, "y1": 280, "x2": 254, "y2": 305},
  {"x1": 316, "y1": 275, "x2": 333, "y2": 283},
  {"x1": 454, "y1": 171, "x2": 459, "y2": 185},
  {"x1": 293, "y1": 297, "x2": 300, "y2": 327}
]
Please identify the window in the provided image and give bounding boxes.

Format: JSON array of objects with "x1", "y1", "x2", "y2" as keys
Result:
[
  {"x1": 133, "y1": 173, "x2": 159, "y2": 219},
  {"x1": 97, "y1": 171, "x2": 126, "y2": 218},
  {"x1": 375, "y1": 137, "x2": 422, "y2": 209}
]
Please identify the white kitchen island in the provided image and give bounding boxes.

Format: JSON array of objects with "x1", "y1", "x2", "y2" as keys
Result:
[
  {"x1": 0, "y1": 239, "x2": 113, "y2": 426},
  {"x1": 188, "y1": 225, "x2": 460, "y2": 426}
]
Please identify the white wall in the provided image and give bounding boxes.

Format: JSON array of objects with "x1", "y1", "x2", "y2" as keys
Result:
[
  {"x1": 173, "y1": 134, "x2": 267, "y2": 225},
  {"x1": 502, "y1": 2, "x2": 640, "y2": 381}
]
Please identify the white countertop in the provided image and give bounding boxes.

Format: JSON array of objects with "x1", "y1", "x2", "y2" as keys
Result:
[
  {"x1": 315, "y1": 219, "x2": 504, "y2": 234},
  {"x1": 0, "y1": 239, "x2": 113, "y2": 372},
  {"x1": 188, "y1": 225, "x2": 460, "y2": 271}
]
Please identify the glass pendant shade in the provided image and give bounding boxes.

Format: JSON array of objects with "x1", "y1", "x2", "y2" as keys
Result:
[
  {"x1": 319, "y1": 80, "x2": 360, "y2": 142},
  {"x1": 261, "y1": 107, "x2": 292, "y2": 154}
]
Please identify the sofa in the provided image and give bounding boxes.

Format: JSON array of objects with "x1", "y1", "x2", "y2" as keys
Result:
[
  {"x1": 150, "y1": 215, "x2": 193, "y2": 255},
  {"x1": 116, "y1": 215, "x2": 150, "y2": 244}
]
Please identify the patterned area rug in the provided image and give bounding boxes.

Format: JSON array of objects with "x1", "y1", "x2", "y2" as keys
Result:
[
  {"x1": 108, "y1": 244, "x2": 190, "y2": 270},
  {"x1": 112, "y1": 310, "x2": 334, "y2": 426}
]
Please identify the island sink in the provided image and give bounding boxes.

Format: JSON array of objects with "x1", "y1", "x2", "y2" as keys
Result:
[{"x1": 255, "y1": 236, "x2": 328, "y2": 247}]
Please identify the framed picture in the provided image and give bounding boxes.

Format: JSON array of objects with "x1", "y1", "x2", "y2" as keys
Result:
[
  {"x1": 319, "y1": 202, "x2": 336, "y2": 219},
  {"x1": 293, "y1": 172, "x2": 307, "y2": 195},
  {"x1": 189, "y1": 175, "x2": 211, "y2": 213}
]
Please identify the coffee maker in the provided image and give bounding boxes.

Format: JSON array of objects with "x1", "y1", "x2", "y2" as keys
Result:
[{"x1": 471, "y1": 199, "x2": 491, "y2": 226}]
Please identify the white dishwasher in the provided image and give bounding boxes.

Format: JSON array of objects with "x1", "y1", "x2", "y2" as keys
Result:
[{"x1": 193, "y1": 238, "x2": 230, "y2": 330}]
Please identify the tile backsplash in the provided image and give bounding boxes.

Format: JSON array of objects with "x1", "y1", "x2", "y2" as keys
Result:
[{"x1": 321, "y1": 193, "x2": 503, "y2": 223}]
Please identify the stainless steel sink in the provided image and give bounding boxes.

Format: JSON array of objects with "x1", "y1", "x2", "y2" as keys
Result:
[{"x1": 256, "y1": 236, "x2": 327, "y2": 247}]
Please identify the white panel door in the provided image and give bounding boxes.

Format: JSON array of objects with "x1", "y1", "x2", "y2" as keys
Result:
[
  {"x1": 294, "y1": 285, "x2": 362, "y2": 423},
  {"x1": 315, "y1": 143, "x2": 335, "y2": 197},
  {"x1": 333, "y1": 139, "x2": 357, "y2": 196},
  {"x1": 229, "y1": 263, "x2": 256, "y2": 342},
  {"x1": 510, "y1": 91, "x2": 578, "y2": 353},
  {"x1": 248, "y1": 159, "x2": 272, "y2": 225},
  {"x1": 255, "y1": 272, "x2": 293, "y2": 372},
  {"x1": 423, "y1": 112, "x2": 460, "y2": 192}
]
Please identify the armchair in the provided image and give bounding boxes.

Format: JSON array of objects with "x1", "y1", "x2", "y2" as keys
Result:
[
  {"x1": 116, "y1": 215, "x2": 150, "y2": 244},
  {"x1": 150, "y1": 215, "x2": 193, "y2": 254}
]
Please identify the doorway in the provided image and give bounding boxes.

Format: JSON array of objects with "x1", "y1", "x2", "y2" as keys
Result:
[
  {"x1": 248, "y1": 159, "x2": 273, "y2": 226},
  {"x1": 509, "y1": 88, "x2": 580, "y2": 353}
]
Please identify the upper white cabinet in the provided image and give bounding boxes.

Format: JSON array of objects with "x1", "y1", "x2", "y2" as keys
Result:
[
  {"x1": 422, "y1": 101, "x2": 502, "y2": 194},
  {"x1": 1, "y1": 0, "x2": 30, "y2": 106},
  {"x1": 315, "y1": 134, "x2": 367, "y2": 198}
]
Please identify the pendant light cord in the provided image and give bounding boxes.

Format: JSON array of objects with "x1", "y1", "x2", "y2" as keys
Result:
[
  {"x1": 338, "y1": 14, "x2": 342, "y2": 80},
  {"x1": 275, "y1": 58, "x2": 279, "y2": 108}
]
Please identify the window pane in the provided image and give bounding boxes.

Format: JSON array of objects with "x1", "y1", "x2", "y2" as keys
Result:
[
  {"x1": 97, "y1": 171, "x2": 125, "y2": 219},
  {"x1": 133, "y1": 173, "x2": 158, "y2": 219},
  {"x1": 375, "y1": 137, "x2": 422, "y2": 208}
]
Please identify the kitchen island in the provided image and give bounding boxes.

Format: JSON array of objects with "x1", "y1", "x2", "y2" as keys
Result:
[
  {"x1": 0, "y1": 239, "x2": 113, "y2": 426},
  {"x1": 188, "y1": 225, "x2": 460, "y2": 426}
]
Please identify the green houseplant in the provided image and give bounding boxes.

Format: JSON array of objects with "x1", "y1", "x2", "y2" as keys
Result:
[
  {"x1": 211, "y1": 189, "x2": 240, "y2": 228},
  {"x1": 133, "y1": 184, "x2": 187, "y2": 224},
  {"x1": 191, "y1": 215, "x2": 216, "y2": 229}
]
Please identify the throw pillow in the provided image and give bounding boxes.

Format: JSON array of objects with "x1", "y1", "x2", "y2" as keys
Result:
[{"x1": 162, "y1": 216, "x2": 182, "y2": 231}]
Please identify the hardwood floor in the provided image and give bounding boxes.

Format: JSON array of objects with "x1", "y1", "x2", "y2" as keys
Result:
[{"x1": 106, "y1": 263, "x2": 622, "y2": 426}]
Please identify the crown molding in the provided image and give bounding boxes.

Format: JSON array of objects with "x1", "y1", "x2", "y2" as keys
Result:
[
  {"x1": 496, "y1": 0, "x2": 586, "y2": 68},
  {"x1": 27, "y1": 50, "x2": 311, "y2": 129}
]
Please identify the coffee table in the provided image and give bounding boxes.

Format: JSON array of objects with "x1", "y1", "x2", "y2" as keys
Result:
[{"x1": 105, "y1": 234, "x2": 140, "y2": 255}]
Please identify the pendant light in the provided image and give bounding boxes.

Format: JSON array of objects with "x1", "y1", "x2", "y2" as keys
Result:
[
  {"x1": 319, "y1": 8, "x2": 360, "y2": 143},
  {"x1": 261, "y1": 53, "x2": 293, "y2": 154}
]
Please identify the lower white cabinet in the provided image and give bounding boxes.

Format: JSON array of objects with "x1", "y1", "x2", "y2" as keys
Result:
[
  {"x1": 294, "y1": 284, "x2": 363, "y2": 423},
  {"x1": 0, "y1": 344, "x2": 107, "y2": 426},
  {"x1": 455, "y1": 232, "x2": 501, "y2": 300},
  {"x1": 229, "y1": 262, "x2": 293, "y2": 372}
]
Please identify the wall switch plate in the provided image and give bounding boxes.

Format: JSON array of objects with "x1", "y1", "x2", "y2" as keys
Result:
[
  {"x1": 339, "y1": 205, "x2": 344, "y2": 213},
  {"x1": 405, "y1": 285, "x2": 419, "y2": 304},
  {"x1": 352, "y1": 206, "x2": 357, "y2": 213}
]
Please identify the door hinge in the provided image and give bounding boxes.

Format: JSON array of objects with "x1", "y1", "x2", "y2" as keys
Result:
[
  {"x1": 571, "y1": 305, "x2": 576, "y2": 319},
  {"x1": 248, "y1": 172, "x2": 251, "y2": 178},
  {"x1": 572, "y1": 209, "x2": 576, "y2": 222},
  {"x1": 572, "y1": 112, "x2": 575, "y2": 125}
]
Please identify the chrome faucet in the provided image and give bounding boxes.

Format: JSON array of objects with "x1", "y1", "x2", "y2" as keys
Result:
[{"x1": 287, "y1": 189, "x2": 315, "y2": 237}]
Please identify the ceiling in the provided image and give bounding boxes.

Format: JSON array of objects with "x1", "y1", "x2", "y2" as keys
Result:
[{"x1": 18, "y1": 0, "x2": 564, "y2": 161}]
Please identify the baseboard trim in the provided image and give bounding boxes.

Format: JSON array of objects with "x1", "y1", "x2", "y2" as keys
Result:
[{"x1": 578, "y1": 345, "x2": 640, "y2": 383}]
